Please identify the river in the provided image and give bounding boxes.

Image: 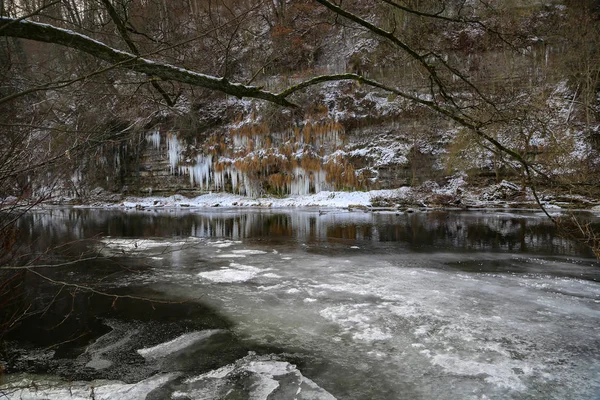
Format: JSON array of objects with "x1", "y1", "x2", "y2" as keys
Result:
[{"x1": 1, "y1": 208, "x2": 599, "y2": 399}]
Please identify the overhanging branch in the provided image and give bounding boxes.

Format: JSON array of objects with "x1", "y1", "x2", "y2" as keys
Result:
[
  {"x1": 0, "y1": 17, "x2": 548, "y2": 181},
  {"x1": 0, "y1": 17, "x2": 296, "y2": 107},
  {"x1": 99, "y1": 0, "x2": 175, "y2": 106}
]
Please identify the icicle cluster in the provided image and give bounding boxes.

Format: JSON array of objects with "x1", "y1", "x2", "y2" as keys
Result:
[
  {"x1": 148, "y1": 114, "x2": 366, "y2": 197},
  {"x1": 182, "y1": 155, "x2": 212, "y2": 189},
  {"x1": 167, "y1": 133, "x2": 183, "y2": 173},
  {"x1": 145, "y1": 130, "x2": 161, "y2": 149}
]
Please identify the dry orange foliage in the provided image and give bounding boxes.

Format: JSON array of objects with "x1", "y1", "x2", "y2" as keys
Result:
[
  {"x1": 181, "y1": 113, "x2": 362, "y2": 194},
  {"x1": 300, "y1": 156, "x2": 321, "y2": 171},
  {"x1": 324, "y1": 157, "x2": 359, "y2": 189},
  {"x1": 268, "y1": 173, "x2": 292, "y2": 188}
]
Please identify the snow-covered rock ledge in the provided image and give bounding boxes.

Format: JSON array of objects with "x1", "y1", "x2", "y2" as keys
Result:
[{"x1": 68, "y1": 179, "x2": 600, "y2": 212}]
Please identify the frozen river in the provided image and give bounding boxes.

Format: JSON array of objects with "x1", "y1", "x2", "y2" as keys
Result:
[{"x1": 2, "y1": 208, "x2": 600, "y2": 399}]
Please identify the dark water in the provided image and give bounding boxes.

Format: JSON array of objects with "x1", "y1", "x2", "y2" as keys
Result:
[
  {"x1": 2, "y1": 207, "x2": 599, "y2": 400},
  {"x1": 14, "y1": 207, "x2": 600, "y2": 254}
]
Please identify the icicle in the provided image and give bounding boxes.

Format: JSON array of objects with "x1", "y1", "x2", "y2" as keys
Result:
[
  {"x1": 289, "y1": 167, "x2": 311, "y2": 195},
  {"x1": 187, "y1": 154, "x2": 212, "y2": 190},
  {"x1": 313, "y1": 169, "x2": 328, "y2": 193},
  {"x1": 145, "y1": 130, "x2": 161, "y2": 149},
  {"x1": 167, "y1": 133, "x2": 183, "y2": 173},
  {"x1": 214, "y1": 169, "x2": 223, "y2": 190},
  {"x1": 231, "y1": 168, "x2": 240, "y2": 194}
]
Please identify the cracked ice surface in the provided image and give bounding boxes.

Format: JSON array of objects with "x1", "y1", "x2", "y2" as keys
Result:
[{"x1": 145, "y1": 237, "x2": 600, "y2": 400}]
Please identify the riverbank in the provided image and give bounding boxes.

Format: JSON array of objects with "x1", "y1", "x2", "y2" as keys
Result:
[{"x1": 65, "y1": 179, "x2": 600, "y2": 212}]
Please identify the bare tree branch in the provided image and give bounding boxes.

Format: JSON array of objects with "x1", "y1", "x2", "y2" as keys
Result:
[
  {"x1": 98, "y1": 0, "x2": 175, "y2": 106},
  {"x1": 0, "y1": 0, "x2": 60, "y2": 33},
  {"x1": 278, "y1": 72, "x2": 549, "y2": 180},
  {"x1": 0, "y1": 17, "x2": 296, "y2": 107},
  {"x1": 313, "y1": 0, "x2": 500, "y2": 112}
]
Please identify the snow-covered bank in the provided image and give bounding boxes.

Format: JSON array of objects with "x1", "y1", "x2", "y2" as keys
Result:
[
  {"x1": 70, "y1": 179, "x2": 600, "y2": 212},
  {"x1": 95, "y1": 189, "x2": 409, "y2": 209}
]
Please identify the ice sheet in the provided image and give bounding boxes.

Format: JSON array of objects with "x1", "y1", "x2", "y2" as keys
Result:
[{"x1": 156, "y1": 246, "x2": 600, "y2": 399}]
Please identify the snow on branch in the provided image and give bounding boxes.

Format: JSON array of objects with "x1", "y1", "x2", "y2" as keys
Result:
[{"x1": 0, "y1": 17, "x2": 296, "y2": 107}]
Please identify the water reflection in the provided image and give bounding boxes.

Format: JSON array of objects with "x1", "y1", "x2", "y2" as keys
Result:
[{"x1": 15, "y1": 208, "x2": 600, "y2": 257}]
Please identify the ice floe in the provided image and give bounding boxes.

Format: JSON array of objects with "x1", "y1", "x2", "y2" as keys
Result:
[
  {"x1": 172, "y1": 354, "x2": 336, "y2": 400},
  {"x1": 207, "y1": 239, "x2": 242, "y2": 248},
  {"x1": 137, "y1": 330, "x2": 224, "y2": 359},
  {"x1": 2, "y1": 373, "x2": 178, "y2": 400},
  {"x1": 231, "y1": 249, "x2": 268, "y2": 255},
  {"x1": 197, "y1": 262, "x2": 261, "y2": 283},
  {"x1": 97, "y1": 237, "x2": 202, "y2": 256}
]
